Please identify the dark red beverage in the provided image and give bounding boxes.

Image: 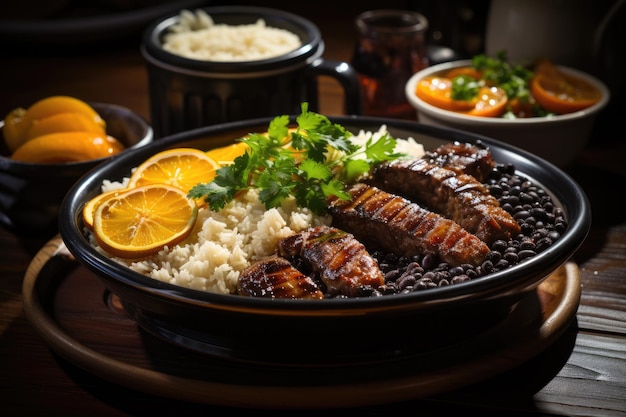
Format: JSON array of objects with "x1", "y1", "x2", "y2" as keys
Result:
[{"x1": 351, "y1": 10, "x2": 429, "y2": 119}]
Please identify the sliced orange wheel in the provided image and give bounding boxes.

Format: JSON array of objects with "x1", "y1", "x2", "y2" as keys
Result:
[
  {"x1": 92, "y1": 184, "x2": 198, "y2": 259},
  {"x1": 530, "y1": 59, "x2": 601, "y2": 114},
  {"x1": 416, "y1": 76, "x2": 508, "y2": 117},
  {"x1": 82, "y1": 188, "x2": 125, "y2": 230},
  {"x1": 127, "y1": 148, "x2": 220, "y2": 195},
  {"x1": 466, "y1": 86, "x2": 508, "y2": 117}
]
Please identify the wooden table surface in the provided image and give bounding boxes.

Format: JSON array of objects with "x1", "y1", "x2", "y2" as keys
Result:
[{"x1": 1, "y1": 4, "x2": 625, "y2": 416}]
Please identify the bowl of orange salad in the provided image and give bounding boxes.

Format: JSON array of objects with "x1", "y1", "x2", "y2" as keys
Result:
[
  {"x1": 405, "y1": 55, "x2": 610, "y2": 167},
  {"x1": 0, "y1": 96, "x2": 152, "y2": 235}
]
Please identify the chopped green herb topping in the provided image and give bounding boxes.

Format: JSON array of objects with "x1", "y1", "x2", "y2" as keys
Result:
[{"x1": 188, "y1": 103, "x2": 404, "y2": 215}]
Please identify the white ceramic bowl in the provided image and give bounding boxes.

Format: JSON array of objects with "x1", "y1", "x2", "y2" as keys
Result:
[{"x1": 405, "y1": 60, "x2": 610, "y2": 166}]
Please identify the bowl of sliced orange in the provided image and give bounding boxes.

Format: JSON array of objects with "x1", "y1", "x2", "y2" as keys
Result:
[
  {"x1": 0, "y1": 96, "x2": 153, "y2": 235},
  {"x1": 405, "y1": 54, "x2": 610, "y2": 167}
]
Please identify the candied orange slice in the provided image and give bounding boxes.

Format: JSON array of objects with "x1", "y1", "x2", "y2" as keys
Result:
[
  {"x1": 10, "y1": 132, "x2": 124, "y2": 163},
  {"x1": 24, "y1": 111, "x2": 106, "y2": 142},
  {"x1": 3, "y1": 96, "x2": 106, "y2": 152},
  {"x1": 128, "y1": 148, "x2": 220, "y2": 195},
  {"x1": 3, "y1": 107, "x2": 27, "y2": 153},
  {"x1": 92, "y1": 184, "x2": 198, "y2": 259}
]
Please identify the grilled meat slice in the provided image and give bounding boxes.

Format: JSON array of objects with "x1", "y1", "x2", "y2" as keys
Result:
[
  {"x1": 237, "y1": 256, "x2": 323, "y2": 299},
  {"x1": 327, "y1": 183, "x2": 490, "y2": 267},
  {"x1": 372, "y1": 159, "x2": 520, "y2": 244},
  {"x1": 278, "y1": 226, "x2": 384, "y2": 298},
  {"x1": 425, "y1": 141, "x2": 495, "y2": 182}
]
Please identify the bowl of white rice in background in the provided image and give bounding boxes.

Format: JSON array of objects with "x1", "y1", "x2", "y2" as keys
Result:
[
  {"x1": 141, "y1": 6, "x2": 362, "y2": 137},
  {"x1": 58, "y1": 114, "x2": 590, "y2": 371}
]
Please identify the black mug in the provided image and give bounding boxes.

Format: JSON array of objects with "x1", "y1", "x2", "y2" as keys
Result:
[{"x1": 141, "y1": 6, "x2": 363, "y2": 138}]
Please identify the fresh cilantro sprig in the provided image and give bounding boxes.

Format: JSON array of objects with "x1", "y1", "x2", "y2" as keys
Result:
[{"x1": 188, "y1": 103, "x2": 404, "y2": 215}]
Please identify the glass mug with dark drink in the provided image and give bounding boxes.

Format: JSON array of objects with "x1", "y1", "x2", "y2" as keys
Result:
[{"x1": 351, "y1": 9, "x2": 429, "y2": 119}]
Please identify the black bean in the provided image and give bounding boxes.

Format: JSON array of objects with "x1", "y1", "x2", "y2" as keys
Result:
[
  {"x1": 487, "y1": 251, "x2": 502, "y2": 263},
  {"x1": 492, "y1": 240, "x2": 508, "y2": 253},
  {"x1": 518, "y1": 250, "x2": 537, "y2": 260},
  {"x1": 397, "y1": 274, "x2": 417, "y2": 290},
  {"x1": 481, "y1": 260, "x2": 495, "y2": 273},
  {"x1": 514, "y1": 210, "x2": 531, "y2": 220},
  {"x1": 449, "y1": 266, "x2": 465, "y2": 276},
  {"x1": 536, "y1": 237, "x2": 553, "y2": 252},
  {"x1": 520, "y1": 192, "x2": 535, "y2": 204},
  {"x1": 421, "y1": 253, "x2": 438, "y2": 270},
  {"x1": 451, "y1": 274, "x2": 471, "y2": 284},
  {"x1": 384, "y1": 269, "x2": 401, "y2": 281},
  {"x1": 504, "y1": 252, "x2": 519, "y2": 263},
  {"x1": 495, "y1": 259, "x2": 510, "y2": 270}
]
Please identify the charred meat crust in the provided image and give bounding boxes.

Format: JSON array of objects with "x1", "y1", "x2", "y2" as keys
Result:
[
  {"x1": 278, "y1": 226, "x2": 385, "y2": 298},
  {"x1": 371, "y1": 158, "x2": 521, "y2": 244},
  {"x1": 237, "y1": 256, "x2": 324, "y2": 299},
  {"x1": 425, "y1": 141, "x2": 495, "y2": 182},
  {"x1": 327, "y1": 183, "x2": 490, "y2": 267}
]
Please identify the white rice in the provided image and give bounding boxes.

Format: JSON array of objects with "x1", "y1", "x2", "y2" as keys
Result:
[
  {"x1": 162, "y1": 9, "x2": 302, "y2": 62},
  {"x1": 93, "y1": 125, "x2": 424, "y2": 295}
]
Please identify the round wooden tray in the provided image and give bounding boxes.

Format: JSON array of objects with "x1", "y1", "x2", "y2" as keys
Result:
[{"x1": 22, "y1": 235, "x2": 581, "y2": 409}]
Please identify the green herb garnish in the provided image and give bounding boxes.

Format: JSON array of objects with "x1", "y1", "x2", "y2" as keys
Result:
[
  {"x1": 450, "y1": 75, "x2": 480, "y2": 101},
  {"x1": 188, "y1": 103, "x2": 404, "y2": 215},
  {"x1": 472, "y1": 51, "x2": 533, "y2": 102},
  {"x1": 450, "y1": 51, "x2": 535, "y2": 115}
]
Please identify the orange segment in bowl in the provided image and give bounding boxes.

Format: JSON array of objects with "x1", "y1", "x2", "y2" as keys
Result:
[
  {"x1": 128, "y1": 148, "x2": 220, "y2": 195},
  {"x1": 92, "y1": 184, "x2": 198, "y2": 259},
  {"x1": 24, "y1": 111, "x2": 106, "y2": 142},
  {"x1": 20, "y1": 95, "x2": 106, "y2": 131},
  {"x1": 2, "y1": 107, "x2": 27, "y2": 153},
  {"x1": 3, "y1": 96, "x2": 106, "y2": 152},
  {"x1": 10, "y1": 132, "x2": 125, "y2": 163}
]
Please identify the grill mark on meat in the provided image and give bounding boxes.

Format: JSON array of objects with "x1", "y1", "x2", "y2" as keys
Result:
[
  {"x1": 372, "y1": 159, "x2": 520, "y2": 244},
  {"x1": 278, "y1": 226, "x2": 384, "y2": 298},
  {"x1": 425, "y1": 141, "x2": 495, "y2": 182},
  {"x1": 327, "y1": 183, "x2": 490, "y2": 267},
  {"x1": 237, "y1": 256, "x2": 324, "y2": 299}
]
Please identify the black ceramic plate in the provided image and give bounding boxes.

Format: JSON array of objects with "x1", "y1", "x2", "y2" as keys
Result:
[
  {"x1": 58, "y1": 116, "x2": 591, "y2": 366},
  {"x1": 22, "y1": 235, "x2": 581, "y2": 408}
]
